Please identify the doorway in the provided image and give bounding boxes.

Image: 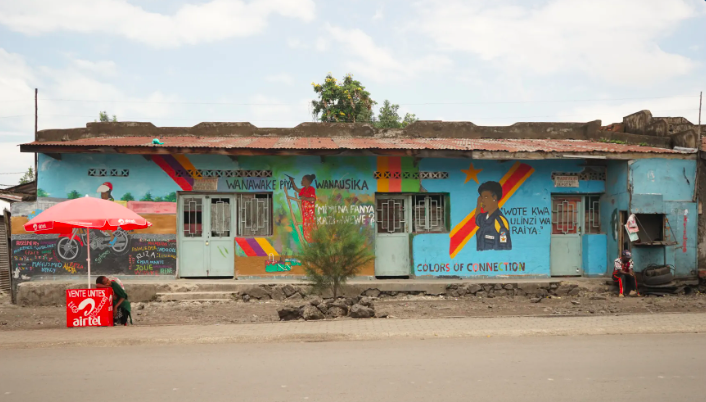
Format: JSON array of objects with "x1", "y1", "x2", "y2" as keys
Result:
[
  {"x1": 550, "y1": 196, "x2": 583, "y2": 276},
  {"x1": 177, "y1": 194, "x2": 235, "y2": 277},
  {"x1": 375, "y1": 195, "x2": 411, "y2": 277}
]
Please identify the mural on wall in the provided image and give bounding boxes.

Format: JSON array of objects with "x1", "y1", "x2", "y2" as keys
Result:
[
  {"x1": 235, "y1": 237, "x2": 278, "y2": 257},
  {"x1": 449, "y1": 162, "x2": 535, "y2": 258},
  {"x1": 286, "y1": 174, "x2": 317, "y2": 243},
  {"x1": 12, "y1": 233, "x2": 177, "y2": 279},
  {"x1": 375, "y1": 156, "x2": 419, "y2": 192},
  {"x1": 411, "y1": 158, "x2": 609, "y2": 277},
  {"x1": 475, "y1": 181, "x2": 513, "y2": 251}
]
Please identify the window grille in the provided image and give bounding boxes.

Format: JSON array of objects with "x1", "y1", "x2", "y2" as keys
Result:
[
  {"x1": 584, "y1": 195, "x2": 601, "y2": 234},
  {"x1": 376, "y1": 198, "x2": 406, "y2": 234},
  {"x1": 238, "y1": 193, "x2": 272, "y2": 236},
  {"x1": 413, "y1": 194, "x2": 447, "y2": 233},
  {"x1": 210, "y1": 198, "x2": 232, "y2": 237},
  {"x1": 182, "y1": 197, "x2": 203, "y2": 237}
]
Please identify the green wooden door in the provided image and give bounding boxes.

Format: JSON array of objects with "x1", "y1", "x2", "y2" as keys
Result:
[
  {"x1": 375, "y1": 195, "x2": 411, "y2": 277},
  {"x1": 550, "y1": 196, "x2": 583, "y2": 276},
  {"x1": 178, "y1": 194, "x2": 235, "y2": 277}
]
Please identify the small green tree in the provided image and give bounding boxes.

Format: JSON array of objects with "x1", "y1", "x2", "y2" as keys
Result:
[
  {"x1": 120, "y1": 192, "x2": 135, "y2": 202},
  {"x1": 164, "y1": 192, "x2": 177, "y2": 202},
  {"x1": 140, "y1": 192, "x2": 154, "y2": 202},
  {"x1": 311, "y1": 73, "x2": 375, "y2": 123},
  {"x1": 67, "y1": 190, "x2": 81, "y2": 199},
  {"x1": 19, "y1": 167, "x2": 34, "y2": 184},
  {"x1": 375, "y1": 100, "x2": 418, "y2": 129},
  {"x1": 37, "y1": 188, "x2": 49, "y2": 198},
  {"x1": 298, "y1": 199, "x2": 375, "y2": 298},
  {"x1": 98, "y1": 111, "x2": 117, "y2": 122}
]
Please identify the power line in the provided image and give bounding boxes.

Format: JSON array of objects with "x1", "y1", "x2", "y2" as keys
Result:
[
  {"x1": 6, "y1": 107, "x2": 699, "y2": 121},
  {"x1": 31, "y1": 94, "x2": 699, "y2": 106}
]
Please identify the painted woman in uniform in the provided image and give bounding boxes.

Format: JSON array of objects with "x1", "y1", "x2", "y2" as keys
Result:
[
  {"x1": 289, "y1": 174, "x2": 317, "y2": 242},
  {"x1": 475, "y1": 181, "x2": 512, "y2": 251}
]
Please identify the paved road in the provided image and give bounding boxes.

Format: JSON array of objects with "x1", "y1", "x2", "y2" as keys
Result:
[
  {"x1": 1, "y1": 334, "x2": 704, "y2": 402},
  {"x1": 2, "y1": 312, "x2": 706, "y2": 348}
]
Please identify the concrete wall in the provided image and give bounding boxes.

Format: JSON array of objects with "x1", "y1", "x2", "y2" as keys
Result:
[
  {"x1": 628, "y1": 159, "x2": 697, "y2": 277},
  {"x1": 583, "y1": 234, "x2": 608, "y2": 276},
  {"x1": 413, "y1": 159, "x2": 605, "y2": 277},
  {"x1": 13, "y1": 153, "x2": 697, "y2": 283},
  {"x1": 600, "y1": 160, "x2": 630, "y2": 272}
]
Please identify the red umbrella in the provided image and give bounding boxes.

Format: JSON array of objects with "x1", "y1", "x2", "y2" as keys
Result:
[{"x1": 24, "y1": 196, "x2": 152, "y2": 287}]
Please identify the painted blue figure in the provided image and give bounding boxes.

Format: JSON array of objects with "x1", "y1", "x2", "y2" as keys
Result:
[{"x1": 475, "y1": 181, "x2": 512, "y2": 251}]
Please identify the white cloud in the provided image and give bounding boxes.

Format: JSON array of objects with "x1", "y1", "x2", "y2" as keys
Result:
[
  {"x1": 287, "y1": 38, "x2": 306, "y2": 49},
  {"x1": 372, "y1": 8, "x2": 384, "y2": 20},
  {"x1": 71, "y1": 59, "x2": 118, "y2": 77},
  {"x1": 325, "y1": 24, "x2": 452, "y2": 82},
  {"x1": 315, "y1": 37, "x2": 329, "y2": 52},
  {"x1": 265, "y1": 73, "x2": 294, "y2": 85},
  {"x1": 416, "y1": 0, "x2": 698, "y2": 85},
  {"x1": 0, "y1": 48, "x2": 183, "y2": 178},
  {"x1": 248, "y1": 95, "x2": 311, "y2": 126},
  {"x1": 0, "y1": 0, "x2": 316, "y2": 48}
]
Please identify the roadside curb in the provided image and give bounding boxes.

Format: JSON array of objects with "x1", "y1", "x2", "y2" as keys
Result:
[{"x1": 1, "y1": 312, "x2": 705, "y2": 349}]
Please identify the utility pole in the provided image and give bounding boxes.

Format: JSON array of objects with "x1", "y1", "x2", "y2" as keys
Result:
[{"x1": 34, "y1": 88, "x2": 38, "y2": 183}]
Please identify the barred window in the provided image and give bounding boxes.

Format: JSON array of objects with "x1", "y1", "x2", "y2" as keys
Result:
[
  {"x1": 584, "y1": 195, "x2": 601, "y2": 234},
  {"x1": 413, "y1": 194, "x2": 447, "y2": 233},
  {"x1": 238, "y1": 193, "x2": 272, "y2": 236}
]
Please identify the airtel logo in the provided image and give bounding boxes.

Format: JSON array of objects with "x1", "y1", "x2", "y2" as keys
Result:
[{"x1": 77, "y1": 298, "x2": 96, "y2": 316}]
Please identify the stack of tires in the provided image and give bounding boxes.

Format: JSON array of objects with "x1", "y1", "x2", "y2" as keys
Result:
[{"x1": 641, "y1": 265, "x2": 678, "y2": 295}]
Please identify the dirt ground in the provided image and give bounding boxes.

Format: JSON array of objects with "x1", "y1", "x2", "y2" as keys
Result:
[{"x1": 2, "y1": 289, "x2": 706, "y2": 331}]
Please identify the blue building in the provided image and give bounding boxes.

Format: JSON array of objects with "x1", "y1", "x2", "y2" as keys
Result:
[{"x1": 11, "y1": 114, "x2": 700, "y2": 285}]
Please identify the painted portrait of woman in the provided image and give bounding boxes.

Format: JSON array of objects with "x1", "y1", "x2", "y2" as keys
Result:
[{"x1": 289, "y1": 174, "x2": 317, "y2": 242}]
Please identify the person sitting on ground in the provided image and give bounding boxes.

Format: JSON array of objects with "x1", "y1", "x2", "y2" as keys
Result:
[
  {"x1": 96, "y1": 276, "x2": 132, "y2": 325},
  {"x1": 613, "y1": 250, "x2": 639, "y2": 297}
]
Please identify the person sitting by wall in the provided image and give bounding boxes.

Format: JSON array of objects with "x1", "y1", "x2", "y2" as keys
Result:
[
  {"x1": 96, "y1": 276, "x2": 132, "y2": 325},
  {"x1": 613, "y1": 250, "x2": 639, "y2": 297}
]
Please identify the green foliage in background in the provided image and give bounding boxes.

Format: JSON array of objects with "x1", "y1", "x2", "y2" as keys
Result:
[
  {"x1": 298, "y1": 199, "x2": 375, "y2": 298},
  {"x1": 311, "y1": 73, "x2": 375, "y2": 123}
]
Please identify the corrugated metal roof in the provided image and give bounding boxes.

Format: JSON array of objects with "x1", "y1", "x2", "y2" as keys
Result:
[{"x1": 22, "y1": 136, "x2": 683, "y2": 154}]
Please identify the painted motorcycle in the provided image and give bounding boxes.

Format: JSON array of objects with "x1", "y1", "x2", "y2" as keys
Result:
[{"x1": 56, "y1": 228, "x2": 131, "y2": 262}]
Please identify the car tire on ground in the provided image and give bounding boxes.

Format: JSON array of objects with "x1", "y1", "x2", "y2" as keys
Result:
[{"x1": 642, "y1": 273, "x2": 673, "y2": 286}]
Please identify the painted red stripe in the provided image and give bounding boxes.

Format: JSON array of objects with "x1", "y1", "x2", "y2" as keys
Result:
[
  {"x1": 151, "y1": 155, "x2": 192, "y2": 191},
  {"x1": 235, "y1": 238, "x2": 257, "y2": 257},
  {"x1": 500, "y1": 164, "x2": 533, "y2": 196},
  {"x1": 449, "y1": 164, "x2": 533, "y2": 256},
  {"x1": 245, "y1": 238, "x2": 267, "y2": 257},
  {"x1": 388, "y1": 157, "x2": 401, "y2": 192},
  {"x1": 449, "y1": 219, "x2": 477, "y2": 255}
]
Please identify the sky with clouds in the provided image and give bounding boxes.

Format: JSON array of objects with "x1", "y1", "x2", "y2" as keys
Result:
[{"x1": 0, "y1": 0, "x2": 704, "y2": 184}]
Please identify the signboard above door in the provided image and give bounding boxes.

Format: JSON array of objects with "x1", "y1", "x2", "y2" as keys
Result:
[{"x1": 554, "y1": 176, "x2": 579, "y2": 188}]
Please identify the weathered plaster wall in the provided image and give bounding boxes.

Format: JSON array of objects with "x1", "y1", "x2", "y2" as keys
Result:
[
  {"x1": 14, "y1": 153, "x2": 696, "y2": 282},
  {"x1": 583, "y1": 234, "x2": 608, "y2": 276},
  {"x1": 413, "y1": 159, "x2": 606, "y2": 277},
  {"x1": 600, "y1": 160, "x2": 630, "y2": 273},
  {"x1": 628, "y1": 159, "x2": 697, "y2": 277}
]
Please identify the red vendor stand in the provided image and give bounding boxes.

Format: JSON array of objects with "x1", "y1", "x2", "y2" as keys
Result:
[{"x1": 66, "y1": 288, "x2": 115, "y2": 327}]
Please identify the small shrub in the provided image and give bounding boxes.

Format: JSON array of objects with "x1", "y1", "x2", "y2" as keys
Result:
[{"x1": 298, "y1": 199, "x2": 375, "y2": 298}]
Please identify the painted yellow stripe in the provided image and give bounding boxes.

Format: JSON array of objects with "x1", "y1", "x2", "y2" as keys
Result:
[
  {"x1": 377, "y1": 156, "x2": 389, "y2": 192},
  {"x1": 449, "y1": 162, "x2": 530, "y2": 249},
  {"x1": 450, "y1": 227, "x2": 479, "y2": 259},
  {"x1": 499, "y1": 167, "x2": 535, "y2": 208},
  {"x1": 174, "y1": 154, "x2": 201, "y2": 179},
  {"x1": 498, "y1": 162, "x2": 521, "y2": 185},
  {"x1": 255, "y1": 237, "x2": 279, "y2": 256},
  {"x1": 500, "y1": 216, "x2": 509, "y2": 229},
  {"x1": 450, "y1": 208, "x2": 476, "y2": 237}
]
